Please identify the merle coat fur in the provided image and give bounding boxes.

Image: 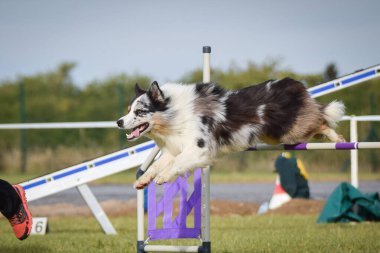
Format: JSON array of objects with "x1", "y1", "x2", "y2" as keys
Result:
[{"x1": 117, "y1": 78, "x2": 345, "y2": 188}]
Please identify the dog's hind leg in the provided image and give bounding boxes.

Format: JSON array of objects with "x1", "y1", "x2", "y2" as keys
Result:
[{"x1": 318, "y1": 124, "x2": 346, "y2": 142}]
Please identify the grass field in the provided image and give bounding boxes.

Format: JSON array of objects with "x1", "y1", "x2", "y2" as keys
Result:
[
  {"x1": 1, "y1": 166, "x2": 379, "y2": 252},
  {"x1": 1, "y1": 170, "x2": 380, "y2": 186},
  {"x1": 0, "y1": 215, "x2": 379, "y2": 253}
]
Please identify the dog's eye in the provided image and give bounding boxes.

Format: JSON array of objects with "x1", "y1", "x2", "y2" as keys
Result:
[{"x1": 135, "y1": 109, "x2": 146, "y2": 116}]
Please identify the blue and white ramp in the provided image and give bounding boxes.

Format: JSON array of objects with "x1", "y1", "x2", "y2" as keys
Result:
[
  {"x1": 20, "y1": 140, "x2": 157, "y2": 234},
  {"x1": 309, "y1": 64, "x2": 380, "y2": 98},
  {"x1": 21, "y1": 141, "x2": 157, "y2": 201}
]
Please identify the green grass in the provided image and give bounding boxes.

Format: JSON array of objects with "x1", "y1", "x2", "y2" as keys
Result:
[
  {"x1": 1, "y1": 170, "x2": 379, "y2": 186},
  {"x1": 0, "y1": 215, "x2": 379, "y2": 253}
]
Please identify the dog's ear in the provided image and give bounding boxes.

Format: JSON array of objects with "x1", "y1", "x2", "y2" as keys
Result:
[
  {"x1": 134, "y1": 83, "x2": 146, "y2": 96},
  {"x1": 148, "y1": 81, "x2": 165, "y2": 102}
]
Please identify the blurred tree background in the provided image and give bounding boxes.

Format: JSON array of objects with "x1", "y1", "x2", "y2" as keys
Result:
[{"x1": 0, "y1": 61, "x2": 379, "y2": 174}]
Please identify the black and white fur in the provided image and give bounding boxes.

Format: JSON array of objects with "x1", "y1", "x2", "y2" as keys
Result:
[{"x1": 117, "y1": 78, "x2": 345, "y2": 189}]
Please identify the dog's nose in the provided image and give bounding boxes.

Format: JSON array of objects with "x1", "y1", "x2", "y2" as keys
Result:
[{"x1": 117, "y1": 119, "x2": 124, "y2": 128}]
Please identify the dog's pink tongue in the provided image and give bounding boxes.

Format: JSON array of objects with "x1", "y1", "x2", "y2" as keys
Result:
[{"x1": 131, "y1": 128, "x2": 140, "y2": 138}]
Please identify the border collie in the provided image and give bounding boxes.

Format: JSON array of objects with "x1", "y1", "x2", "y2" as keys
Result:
[{"x1": 117, "y1": 78, "x2": 345, "y2": 189}]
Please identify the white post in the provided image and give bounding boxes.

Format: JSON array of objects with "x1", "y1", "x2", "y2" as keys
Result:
[
  {"x1": 203, "y1": 49, "x2": 211, "y2": 84},
  {"x1": 202, "y1": 46, "x2": 211, "y2": 251},
  {"x1": 350, "y1": 117, "x2": 359, "y2": 188},
  {"x1": 137, "y1": 146, "x2": 160, "y2": 252},
  {"x1": 137, "y1": 189, "x2": 144, "y2": 238},
  {"x1": 144, "y1": 245, "x2": 199, "y2": 252}
]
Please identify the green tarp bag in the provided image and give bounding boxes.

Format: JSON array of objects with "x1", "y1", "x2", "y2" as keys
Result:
[{"x1": 317, "y1": 182, "x2": 380, "y2": 223}]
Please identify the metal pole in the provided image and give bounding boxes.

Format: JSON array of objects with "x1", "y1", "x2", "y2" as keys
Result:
[
  {"x1": 144, "y1": 245, "x2": 199, "y2": 252},
  {"x1": 350, "y1": 117, "x2": 359, "y2": 188},
  {"x1": 137, "y1": 146, "x2": 160, "y2": 253},
  {"x1": 247, "y1": 142, "x2": 380, "y2": 151},
  {"x1": 137, "y1": 188, "x2": 145, "y2": 253},
  {"x1": 201, "y1": 46, "x2": 211, "y2": 253},
  {"x1": 203, "y1": 47, "x2": 211, "y2": 84}
]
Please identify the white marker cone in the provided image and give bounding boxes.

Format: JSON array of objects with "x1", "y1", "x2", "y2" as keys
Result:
[{"x1": 268, "y1": 175, "x2": 291, "y2": 210}]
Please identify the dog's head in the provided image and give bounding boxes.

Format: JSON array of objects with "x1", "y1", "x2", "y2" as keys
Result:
[{"x1": 116, "y1": 81, "x2": 169, "y2": 141}]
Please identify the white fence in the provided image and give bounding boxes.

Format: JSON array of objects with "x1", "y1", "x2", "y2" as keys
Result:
[{"x1": 341, "y1": 115, "x2": 380, "y2": 187}]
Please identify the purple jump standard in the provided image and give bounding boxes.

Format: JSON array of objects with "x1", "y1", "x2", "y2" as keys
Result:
[
  {"x1": 147, "y1": 168, "x2": 202, "y2": 241},
  {"x1": 247, "y1": 142, "x2": 380, "y2": 151}
]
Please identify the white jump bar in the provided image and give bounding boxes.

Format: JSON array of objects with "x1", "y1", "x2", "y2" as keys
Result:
[{"x1": 144, "y1": 245, "x2": 200, "y2": 252}]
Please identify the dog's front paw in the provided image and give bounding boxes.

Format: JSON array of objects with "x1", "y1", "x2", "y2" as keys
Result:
[
  {"x1": 133, "y1": 180, "x2": 147, "y2": 190},
  {"x1": 133, "y1": 176, "x2": 152, "y2": 190},
  {"x1": 154, "y1": 172, "x2": 175, "y2": 185},
  {"x1": 154, "y1": 175, "x2": 168, "y2": 185}
]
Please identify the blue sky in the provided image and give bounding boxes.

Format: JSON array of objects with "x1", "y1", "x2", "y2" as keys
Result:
[{"x1": 1, "y1": 0, "x2": 379, "y2": 87}]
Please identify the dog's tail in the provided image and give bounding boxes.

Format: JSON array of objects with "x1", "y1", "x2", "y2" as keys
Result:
[{"x1": 322, "y1": 100, "x2": 345, "y2": 128}]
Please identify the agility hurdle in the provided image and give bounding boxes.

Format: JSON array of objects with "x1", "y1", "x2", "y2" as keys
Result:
[
  {"x1": 249, "y1": 141, "x2": 380, "y2": 189},
  {"x1": 134, "y1": 46, "x2": 380, "y2": 253},
  {"x1": 248, "y1": 142, "x2": 380, "y2": 151},
  {"x1": 135, "y1": 47, "x2": 212, "y2": 253}
]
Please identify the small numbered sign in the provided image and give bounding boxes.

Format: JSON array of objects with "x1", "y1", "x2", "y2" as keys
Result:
[{"x1": 31, "y1": 217, "x2": 49, "y2": 235}]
